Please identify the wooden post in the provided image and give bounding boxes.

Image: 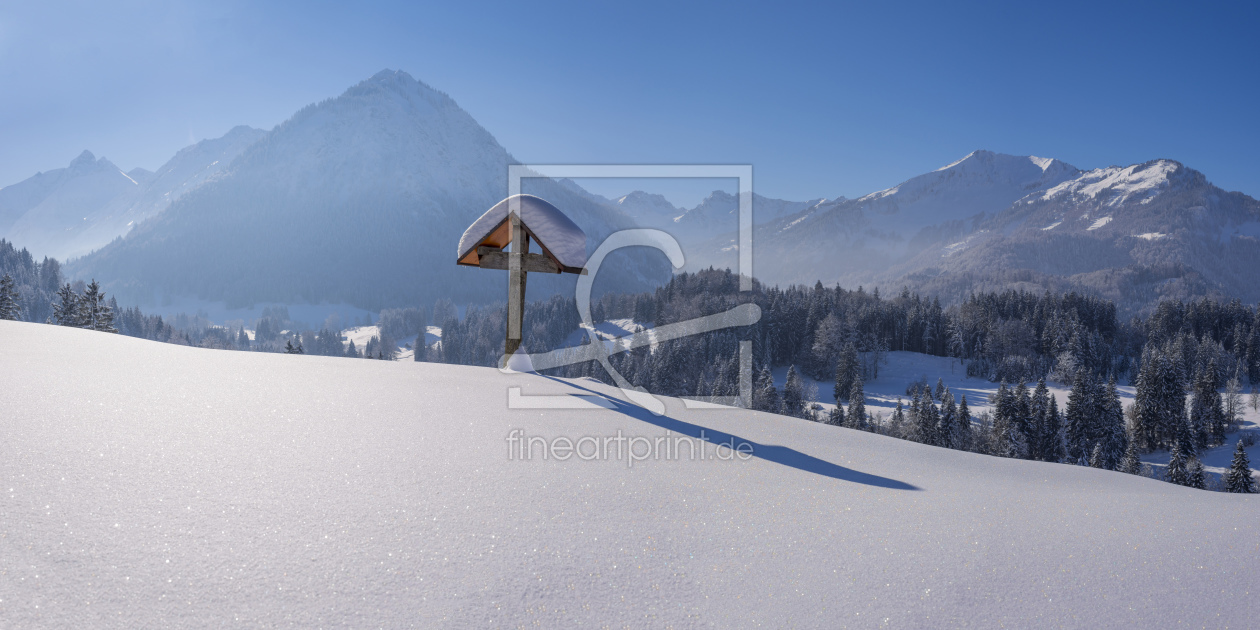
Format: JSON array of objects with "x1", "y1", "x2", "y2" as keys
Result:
[{"x1": 504, "y1": 212, "x2": 528, "y2": 361}]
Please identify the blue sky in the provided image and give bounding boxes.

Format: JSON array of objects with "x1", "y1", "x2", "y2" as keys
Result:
[{"x1": 1, "y1": 0, "x2": 1257, "y2": 206}]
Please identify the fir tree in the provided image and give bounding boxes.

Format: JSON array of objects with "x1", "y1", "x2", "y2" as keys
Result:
[
  {"x1": 1043, "y1": 395, "x2": 1066, "y2": 463},
  {"x1": 1099, "y1": 378, "x2": 1126, "y2": 469},
  {"x1": 1224, "y1": 440, "x2": 1256, "y2": 493},
  {"x1": 914, "y1": 388, "x2": 936, "y2": 444},
  {"x1": 0, "y1": 273, "x2": 19, "y2": 320},
  {"x1": 1189, "y1": 359, "x2": 1227, "y2": 447},
  {"x1": 78, "y1": 280, "x2": 116, "y2": 333},
  {"x1": 956, "y1": 395, "x2": 972, "y2": 452},
  {"x1": 754, "y1": 366, "x2": 780, "y2": 413},
  {"x1": 938, "y1": 391, "x2": 957, "y2": 449},
  {"x1": 1119, "y1": 440, "x2": 1143, "y2": 475},
  {"x1": 1029, "y1": 378, "x2": 1051, "y2": 460},
  {"x1": 1064, "y1": 370, "x2": 1095, "y2": 464},
  {"x1": 1165, "y1": 444, "x2": 1189, "y2": 487},
  {"x1": 826, "y1": 406, "x2": 845, "y2": 427},
  {"x1": 934, "y1": 377, "x2": 946, "y2": 402},
  {"x1": 1187, "y1": 457, "x2": 1207, "y2": 490},
  {"x1": 52, "y1": 283, "x2": 81, "y2": 326},
  {"x1": 833, "y1": 343, "x2": 858, "y2": 403},
  {"x1": 847, "y1": 375, "x2": 867, "y2": 430},
  {"x1": 1089, "y1": 443, "x2": 1106, "y2": 468},
  {"x1": 783, "y1": 365, "x2": 805, "y2": 418},
  {"x1": 889, "y1": 399, "x2": 905, "y2": 438}
]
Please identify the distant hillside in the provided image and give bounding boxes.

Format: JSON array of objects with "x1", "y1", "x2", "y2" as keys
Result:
[{"x1": 0, "y1": 127, "x2": 265, "y2": 260}]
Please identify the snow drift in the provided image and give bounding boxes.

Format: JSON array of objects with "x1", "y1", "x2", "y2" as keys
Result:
[{"x1": 1, "y1": 321, "x2": 1257, "y2": 627}]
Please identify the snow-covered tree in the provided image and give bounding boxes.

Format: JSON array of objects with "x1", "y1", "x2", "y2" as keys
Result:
[
  {"x1": 847, "y1": 375, "x2": 867, "y2": 430},
  {"x1": 956, "y1": 395, "x2": 972, "y2": 452},
  {"x1": 783, "y1": 365, "x2": 805, "y2": 418},
  {"x1": 52, "y1": 283, "x2": 81, "y2": 326},
  {"x1": 1119, "y1": 440, "x2": 1142, "y2": 475},
  {"x1": 826, "y1": 406, "x2": 845, "y2": 427},
  {"x1": 1186, "y1": 457, "x2": 1207, "y2": 490},
  {"x1": 1223, "y1": 440, "x2": 1256, "y2": 493},
  {"x1": 754, "y1": 366, "x2": 780, "y2": 413},
  {"x1": 1089, "y1": 443, "x2": 1106, "y2": 468},
  {"x1": 1189, "y1": 360, "x2": 1225, "y2": 448},
  {"x1": 1043, "y1": 394, "x2": 1066, "y2": 463},
  {"x1": 938, "y1": 391, "x2": 957, "y2": 449},
  {"x1": 1165, "y1": 444, "x2": 1189, "y2": 487},
  {"x1": 0, "y1": 273, "x2": 19, "y2": 320},
  {"x1": 833, "y1": 343, "x2": 859, "y2": 403},
  {"x1": 78, "y1": 280, "x2": 116, "y2": 333}
]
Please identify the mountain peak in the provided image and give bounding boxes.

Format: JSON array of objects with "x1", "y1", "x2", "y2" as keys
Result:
[{"x1": 70, "y1": 150, "x2": 98, "y2": 169}]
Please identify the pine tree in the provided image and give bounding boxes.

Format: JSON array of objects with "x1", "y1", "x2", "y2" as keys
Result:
[
  {"x1": 1089, "y1": 443, "x2": 1106, "y2": 468},
  {"x1": 934, "y1": 378, "x2": 946, "y2": 402},
  {"x1": 1189, "y1": 360, "x2": 1224, "y2": 449},
  {"x1": 1099, "y1": 378, "x2": 1126, "y2": 470},
  {"x1": 754, "y1": 366, "x2": 780, "y2": 413},
  {"x1": 993, "y1": 382, "x2": 1029, "y2": 459},
  {"x1": 1165, "y1": 444, "x2": 1189, "y2": 486},
  {"x1": 0, "y1": 273, "x2": 19, "y2": 320},
  {"x1": 1064, "y1": 370, "x2": 1095, "y2": 464},
  {"x1": 915, "y1": 388, "x2": 936, "y2": 444},
  {"x1": 1119, "y1": 440, "x2": 1143, "y2": 475},
  {"x1": 1043, "y1": 395, "x2": 1066, "y2": 463},
  {"x1": 826, "y1": 406, "x2": 845, "y2": 427},
  {"x1": 1029, "y1": 378, "x2": 1051, "y2": 460},
  {"x1": 52, "y1": 283, "x2": 81, "y2": 326},
  {"x1": 1224, "y1": 440, "x2": 1256, "y2": 493},
  {"x1": 1187, "y1": 457, "x2": 1207, "y2": 490},
  {"x1": 783, "y1": 365, "x2": 805, "y2": 418},
  {"x1": 889, "y1": 399, "x2": 905, "y2": 438},
  {"x1": 833, "y1": 343, "x2": 858, "y2": 403},
  {"x1": 938, "y1": 391, "x2": 957, "y2": 449},
  {"x1": 956, "y1": 395, "x2": 972, "y2": 452},
  {"x1": 78, "y1": 280, "x2": 116, "y2": 333},
  {"x1": 847, "y1": 375, "x2": 867, "y2": 430}
]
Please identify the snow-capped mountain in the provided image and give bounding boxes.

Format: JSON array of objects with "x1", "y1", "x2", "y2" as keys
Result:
[
  {"x1": 683, "y1": 150, "x2": 1260, "y2": 313},
  {"x1": 69, "y1": 70, "x2": 670, "y2": 310},
  {"x1": 0, "y1": 127, "x2": 265, "y2": 260},
  {"x1": 895, "y1": 158, "x2": 1260, "y2": 310}
]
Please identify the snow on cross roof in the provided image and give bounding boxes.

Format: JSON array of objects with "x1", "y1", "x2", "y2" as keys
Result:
[{"x1": 457, "y1": 194, "x2": 588, "y2": 270}]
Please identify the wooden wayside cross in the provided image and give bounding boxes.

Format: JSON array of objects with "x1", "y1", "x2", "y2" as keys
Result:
[{"x1": 456, "y1": 194, "x2": 588, "y2": 363}]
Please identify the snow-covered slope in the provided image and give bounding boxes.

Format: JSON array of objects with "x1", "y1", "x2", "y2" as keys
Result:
[{"x1": 3, "y1": 321, "x2": 1256, "y2": 628}]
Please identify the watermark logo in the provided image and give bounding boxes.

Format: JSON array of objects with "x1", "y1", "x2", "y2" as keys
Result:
[
  {"x1": 506, "y1": 429, "x2": 754, "y2": 466},
  {"x1": 504, "y1": 165, "x2": 760, "y2": 415}
]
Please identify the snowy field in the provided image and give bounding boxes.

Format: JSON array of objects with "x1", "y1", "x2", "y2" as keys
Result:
[
  {"x1": 2, "y1": 321, "x2": 1258, "y2": 627},
  {"x1": 339, "y1": 325, "x2": 440, "y2": 361}
]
